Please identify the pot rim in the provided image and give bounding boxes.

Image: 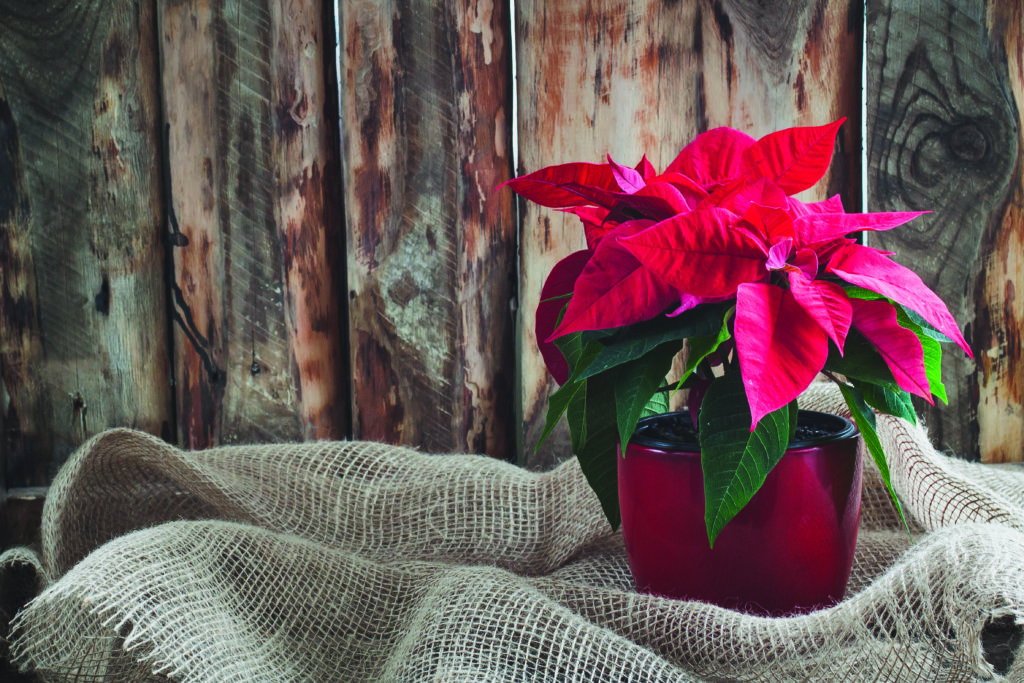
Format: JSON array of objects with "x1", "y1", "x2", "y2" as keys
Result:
[{"x1": 630, "y1": 409, "x2": 859, "y2": 452}]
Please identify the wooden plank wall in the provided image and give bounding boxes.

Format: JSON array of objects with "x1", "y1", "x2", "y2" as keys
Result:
[
  {"x1": 0, "y1": 0, "x2": 1021, "y2": 498},
  {"x1": 0, "y1": 0, "x2": 172, "y2": 488},
  {"x1": 338, "y1": 0, "x2": 516, "y2": 458},
  {"x1": 159, "y1": 0, "x2": 347, "y2": 449},
  {"x1": 866, "y1": 0, "x2": 1023, "y2": 462}
]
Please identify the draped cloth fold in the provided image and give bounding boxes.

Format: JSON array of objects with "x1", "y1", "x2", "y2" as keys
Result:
[{"x1": 6, "y1": 384, "x2": 1024, "y2": 681}]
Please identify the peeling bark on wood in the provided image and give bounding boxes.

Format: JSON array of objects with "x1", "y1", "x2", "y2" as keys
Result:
[
  {"x1": 866, "y1": 0, "x2": 1021, "y2": 461},
  {"x1": 339, "y1": 0, "x2": 516, "y2": 457},
  {"x1": 515, "y1": 0, "x2": 861, "y2": 469},
  {"x1": 0, "y1": 0, "x2": 172, "y2": 485},
  {"x1": 159, "y1": 0, "x2": 347, "y2": 448}
]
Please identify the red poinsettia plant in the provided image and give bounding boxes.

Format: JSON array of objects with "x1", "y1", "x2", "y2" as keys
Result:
[{"x1": 505, "y1": 118, "x2": 973, "y2": 546}]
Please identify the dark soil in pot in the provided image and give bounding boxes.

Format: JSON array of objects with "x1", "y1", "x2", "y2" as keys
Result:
[{"x1": 631, "y1": 409, "x2": 858, "y2": 452}]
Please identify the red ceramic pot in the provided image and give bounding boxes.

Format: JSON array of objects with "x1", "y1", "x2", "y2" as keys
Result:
[{"x1": 618, "y1": 410, "x2": 862, "y2": 616}]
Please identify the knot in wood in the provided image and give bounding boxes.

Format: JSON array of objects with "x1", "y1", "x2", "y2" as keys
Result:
[{"x1": 948, "y1": 123, "x2": 987, "y2": 163}]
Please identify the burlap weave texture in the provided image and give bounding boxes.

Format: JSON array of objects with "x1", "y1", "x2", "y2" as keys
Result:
[{"x1": 5, "y1": 385, "x2": 1024, "y2": 681}]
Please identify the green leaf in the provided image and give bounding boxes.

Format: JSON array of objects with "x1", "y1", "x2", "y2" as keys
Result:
[
  {"x1": 535, "y1": 335, "x2": 605, "y2": 452},
  {"x1": 561, "y1": 347, "x2": 604, "y2": 454},
  {"x1": 824, "y1": 330, "x2": 898, "y2": 388},
  {"x1": 614, "y1": 344, "x2": 679, "y2": 456},
  {"x1": 579, "y1": 304, "x2": 726, "y2": 379},
  {"x1": 698, "y1": 371, "x2": 790, "y2": 547},
  {"x1": 535, "y1": 379, "x2": 585, "y2": 453},
  {"x1": 543, "y1": 322, "x2": 640, "y2": 530},
  {"x1": 843, "y1": 285, "x2": 886, "y2": 301},
  {"x1": 642, "y1": 390, "x2": 670, "y2": 418},
  {"x1": 895, "y1": 307, "x2": 947, "y2": 404},
  {"x1": 922, "y1": 338, "x2": 946, "y2": 404},
  {"x1": 555, "y1": 332, "x2": 589, "y2": 381},
  {"x1": 851, "y1": 379, "x2": 916, "y2": 426},
  {"x1": 674, "y1": 306, "x2": 735, "y2": 393},
  {"x1": 837, "y1": 382, "x2": 911, "y2": 537},
  {"x1": 845, "y1": 285, "x2": 951, "y2": 343},
  {"x1": 579, "y1": 328, "x2": 618, "y2": 345},
  {"x1": 833, "y1": 293, "x2": 948, "y2": 405},
  {"x1": 566, "y1": 378, "x2": 588, "y2": 454},
  {"x1": 574, "y1": 369, "x2": 622, "y2": 529},
  {"x1": 900, "y1": 306, "x2": 952, "y2": 343},
  {"x1": 846, "y1": 285, "x2": 951, "y2": 342}
]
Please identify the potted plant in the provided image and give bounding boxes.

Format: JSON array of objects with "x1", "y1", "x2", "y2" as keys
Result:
[{"x1": 504, "y1": 119, "x2": 973, "y2": 615}]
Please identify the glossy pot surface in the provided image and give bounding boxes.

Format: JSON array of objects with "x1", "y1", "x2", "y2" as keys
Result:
[{"x1": 618, "y1": 410, "x2": 862, "y2": 616}]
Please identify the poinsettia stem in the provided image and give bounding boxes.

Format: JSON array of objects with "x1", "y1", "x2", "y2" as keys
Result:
[
  {"x1": 696, "y1": 357, "x2": 713, "y2": 381},
  {"x1": 821, "y1": 369, "x2": 844, "y2": 385}
]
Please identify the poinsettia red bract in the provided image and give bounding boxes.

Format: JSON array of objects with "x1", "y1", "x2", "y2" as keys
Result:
[{"x1": 503, "y1": 117, "x2": 971, "y2": 430}]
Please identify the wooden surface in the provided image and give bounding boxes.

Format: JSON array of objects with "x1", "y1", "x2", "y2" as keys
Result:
[
  {"x1": 865, "y1": 0, "x2": 1023, "y2": 461},
  {"x1": 1, "y1": 1, "x2": 1023, "y2": 501},
  {"x1": 159, "y1": 0, "x2": 347, "y2": 449},
  {"x1": 515, "y1": 0, "x2": 862, "y2": 469},
  {"x1": 974, "y1": 0, "x2": 1024, "y2": 464},
  {"x1": 339, "y1": 0, "x2": 516, "y2": 456},
  {"x1": 271, "y1": 0, "x2": 349, "y2": 442},
  {"x1": 0, "y1": 0, "x2": 172, "y2": 485}
]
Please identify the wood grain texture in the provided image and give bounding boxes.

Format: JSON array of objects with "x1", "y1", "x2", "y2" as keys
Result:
[
  {"x1": 339, "y1": 0, "x2": 516, "y2": 457},
  {"x1": 270, "y1": 0, "x2": 348, "y2": 440},
  {"x1": 515, "y1": 0, "x2": 862, "y2": 469},
  {"x1": 974, "y1": 0, "x2": 1024, "y2": 463},
  {"x1": 0, "y1": 78, "x2": 44, "y2": 488},
  {"x1": 0, "y1": 0, "x2": 172, "y2": 486},
  {"x1": 159, "y1": 0, "x2": 347, "y2": 448},
  {"x1": 159, "y1": 0, "x2": 225, "y2": 449},
  {"x1": 865, "y1": 0, "x2": 1021, "y2": 461}
]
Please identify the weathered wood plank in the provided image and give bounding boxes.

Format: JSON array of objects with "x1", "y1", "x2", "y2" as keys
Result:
[
  {"x1": 270, "y1": 0, "x2": 349, "y2": 440},
  {"x1": 0, "y1": 77, "x2": 42, "y2": 490},
  {"x1": 159, "y1": 1, "x2": 224, "y2": 449},
  {"x1": 975, "y1": 1, "x2": 1024, "y2": 463},
  {"x1": 0, "y1": 0, "x2": 172, "y2": 485},
  {"x1": 515, "y1": 0, "x2": 863, "y2": 469},
  {"x1": 159, "y1": 0, "x2": 347, "y2": 448},
  {"x1": 339, "y1": 1, "x2": 516, "y2": 457},
  {"x1": 0, "y1": 77, "x2": 27, "y2": 532},
  {"x1": 865, "y1": 0, "x2": 1022, "y2": 461}
]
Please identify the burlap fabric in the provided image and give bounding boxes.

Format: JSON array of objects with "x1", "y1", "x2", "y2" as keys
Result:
[{"x1": 5, "y1": 385, "x2": 1024, "y2": 681}]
